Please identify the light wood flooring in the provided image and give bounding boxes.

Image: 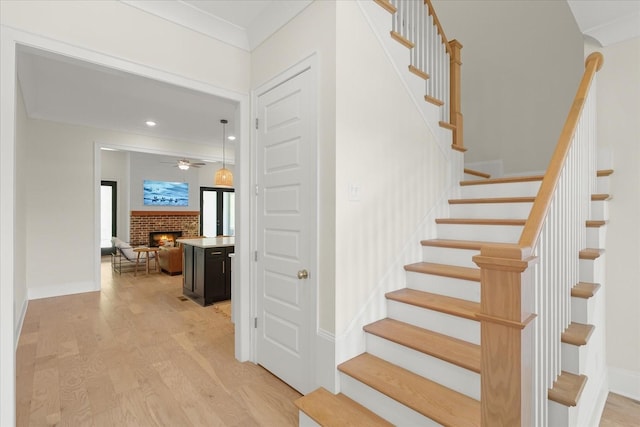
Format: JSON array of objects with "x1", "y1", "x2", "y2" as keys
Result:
[
  {"x1": 16, "y1": 259, "x2": 640, "y2": 426},
  {"x1": 16, "y1": 258, "x2": 301, "y2": 426}
]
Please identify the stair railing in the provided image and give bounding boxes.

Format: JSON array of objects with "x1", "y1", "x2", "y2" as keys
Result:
[
  {"x1": 379, "y1": 0, "x2": 464, "y2": 150},
  {"x1": 473, "y1": 52, "x2": 603, "y2": 426}
]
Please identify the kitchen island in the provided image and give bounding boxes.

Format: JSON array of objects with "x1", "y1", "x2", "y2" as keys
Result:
[{"x1": 178, "y1": 237, "x2": 234, "y2": 306}]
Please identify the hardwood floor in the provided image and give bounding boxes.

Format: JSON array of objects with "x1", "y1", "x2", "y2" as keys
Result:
[
  {"x1": 16, "y1": 259, "x2": 639, "y2": 426},
  {"x1": 16, "y1": 258, "x2": 301, "y2": 426}
]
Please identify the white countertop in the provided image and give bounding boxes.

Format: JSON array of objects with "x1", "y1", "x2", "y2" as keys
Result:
[{"x1": 177, "y1": 236, "x2": 235, "y2": 248}]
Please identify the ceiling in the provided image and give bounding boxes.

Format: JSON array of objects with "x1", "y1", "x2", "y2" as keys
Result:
[{"x1": 16, "y1": 0, "x2": 638, "y2": 160}]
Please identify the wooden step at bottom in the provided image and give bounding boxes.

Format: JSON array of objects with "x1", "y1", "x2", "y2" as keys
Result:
[
  {"x1": 295, "y1": 387, "x2": 393, "y2": 427},
  {"x1": 364, "y1": 318, "x2": 481, "y2": 373},
  {"x1": 571, "y1": 282, "x2": 601, "y2": 299},
  {"x1": 386, "y1": 288, "x2": 480, "y2": 321},
  {"x1": 338, "y1": 353, "x2": 480, "y2": 427},
  {"x1": 405, "y1": 262, "x2": 480, "y2": 282},
  {"x1": 579, "y1": 248, "x2": 604, "y2": 260},
  {"x1": 548, "y1": 371, "x2": 588, "y2": 407},
  {"x1": 562, "y1": 322, "x2": 595, "y2": 346}
]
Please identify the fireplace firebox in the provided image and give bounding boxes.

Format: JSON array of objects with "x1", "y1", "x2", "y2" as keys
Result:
[{"x1": 149, "y1": 231, "x2": 183, "y2": 247}]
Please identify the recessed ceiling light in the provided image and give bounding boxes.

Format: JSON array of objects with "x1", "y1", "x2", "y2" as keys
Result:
[
  {"x1": 145, "y1": 120, "x2": 157, "y2": 127},
  {"x1": 227, "y1": 135, "x2": 236, "y2": 141}
]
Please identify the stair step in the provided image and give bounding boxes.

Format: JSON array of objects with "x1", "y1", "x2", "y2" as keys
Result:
[
  {"x1": 460, "y1": 174, "x2": 544, "y2": 186},
  {"x1": 373, "y1": 0, "x2": 396, "y2": 14},
  {"x1": 295, "y1": 387, "x2": 392, "y2": 427},
  {"x1": 421, "y1": 239, "x2": 489, "y2": 251},
  {"x1": 364, "y1": 318, "x2": 481, "y2": 373},
  {"x1": 424, "y1": 94, "x2": 444, "y2": 107},
  {"x1": 463, "y1": 168, "x2": 491, "y2": 179},
  {"x1": 561, "y1": 322, "x2": 595, "y2": 346},
  {"x1": 571, "y1": 282, "x2": 601, "y2": 299},
  {"x1": 591, "y1": 193, "x2": 611, "y2": 201},
  {"x1": 386, "y1": 288, "x2": 479, "y2": 321},
  {"x1": 436, "y1": 218, "x2": 526, "y2": 226},
  {"x1": 338, "y1": 353, "x2": 481, "y2": 427},
  {"x1": 586, "y1": 220, "x2": 607, "y2": 228},
  {"x1": 597, "y1": 169, "x2": 614, "y2": 177},
  {"x1": 449, "y1": 196, "x2": 535, "y2": 204},
  {"x1": 409, "y1": 64, "x2": 429, "y2": 80},
  {"x1": 390, "y1": 30, "x2": 414, "y2": 49},
  {"x1": 405, "y1": 262, "x2": 480, "y2": 282},
  {"x1": 548, "y1": 371, "x2": 588, "y2": 407},
  {"x1": 579, "y1": 248, "x2": 604, "y2": 260}
]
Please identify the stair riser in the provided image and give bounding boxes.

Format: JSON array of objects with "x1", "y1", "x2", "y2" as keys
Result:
[
  {"x1": 579, "y1": 257, "x2": 605, "y2": 284},
  {"x1": 562, "y1": 342, "x2": 589, "y2": 376},
  {"x1": 586, "y1": 226, "x2": 606, "y2": 248},
  {"x1": 591, "y1": 200, "x2": 609, "y2": 221},
  {"x1": 571, "y1": 296, "x2": 595, "y2": 325},
  {"x1": 365, "y1": 333, "x2": 481, "y2": 400},
  {"x1": 460, "y1": 181, "x2": 541, "y2": 198},
  {"x1": 387, "y1": 300, "x2": 480, "y2": 345},
  {"x1": 449, "y1": 202, "x2": 533, "y2": 219},
  {"x1": 339, "y1": 374, "x2": 440, "y2": 426},
  {"x1": 421, "y1": 246, "x2": 480, "y2": 269},
  {"x1": 436, "y1": 223, "x2": 522, "y2": 243},
  {"x1": 596, "y1": 176, "x2": 610, "y2": 194},
  {"x1": 405, "y1": 271, "x2": 480, "y2": 303},
  {"x1": 298, "y1": 411, "x2": 319, "y2": 427}
]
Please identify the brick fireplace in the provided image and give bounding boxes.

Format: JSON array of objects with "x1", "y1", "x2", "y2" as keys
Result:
[{"x1": 130, "y1": 211, "x2": 199, "y2": 246}]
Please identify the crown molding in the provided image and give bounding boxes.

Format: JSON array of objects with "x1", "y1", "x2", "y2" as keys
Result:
[{"x1": 568, "y1": 0, "x2": 640, "y2": 47}]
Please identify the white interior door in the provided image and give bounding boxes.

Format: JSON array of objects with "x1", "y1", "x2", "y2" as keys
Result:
[{"x1": 256, "y1": 66, "x2": 316, "y2": 394}]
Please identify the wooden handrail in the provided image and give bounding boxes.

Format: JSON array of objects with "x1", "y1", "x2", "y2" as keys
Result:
[
  {"x1": 518, "y1": 52, "x2": 604, "y2": 250},
  {"x1": 425, "y1": 0, "x2": 452, "y2": 55}
]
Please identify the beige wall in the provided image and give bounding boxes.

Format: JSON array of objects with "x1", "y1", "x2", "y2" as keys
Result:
[
  {"x1": 588, "y1": 37, "x2": 640, "y2": 398},
  {"x1": 432, "y1": 0, "x2": 584, "y2": 174},
  {"x1": 251, "y1": 0, "x2": 337, "y2": 335}
]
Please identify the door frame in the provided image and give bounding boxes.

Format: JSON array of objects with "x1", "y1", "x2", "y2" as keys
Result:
[{"x1": 250, "y1": 54, "x2": 319, "y2": 385}]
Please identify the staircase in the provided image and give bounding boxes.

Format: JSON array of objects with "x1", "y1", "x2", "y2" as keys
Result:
[
  {"x1": 297, "y1": 169, "x2": 611, "y2": 426},
  {"x1": 298, "y1": 0, "x2": 607, "y2": 425}
]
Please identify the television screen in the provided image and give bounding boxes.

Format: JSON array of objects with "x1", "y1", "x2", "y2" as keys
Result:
[{"x1": 143, "y1": 180, "x2": 189, "y2": 206}]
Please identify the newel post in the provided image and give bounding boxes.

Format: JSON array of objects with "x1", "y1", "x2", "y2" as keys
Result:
[
  {"x1": 448, "y1": 39, "x2": 464, "y2": 150},
  {"x1": 473, "y1": 247, "x2": 537, "y2": 426}
]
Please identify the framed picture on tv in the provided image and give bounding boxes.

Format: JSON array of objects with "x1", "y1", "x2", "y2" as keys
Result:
[{"x1": 143, "y1": 180, "x2": 189, "y2": 206}]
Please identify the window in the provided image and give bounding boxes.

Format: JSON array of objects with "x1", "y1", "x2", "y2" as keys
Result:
[
  {"x1": 101, "y1": 180, "x2": 117, "y2": 255},
  {"x1": 200, "y1": 187, "x2": 235, "y2": 237}
]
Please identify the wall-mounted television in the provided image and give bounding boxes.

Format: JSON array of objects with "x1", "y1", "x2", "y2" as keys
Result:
[{"x1": 143, "y1": 180, "x2": 189, "y2": 206}]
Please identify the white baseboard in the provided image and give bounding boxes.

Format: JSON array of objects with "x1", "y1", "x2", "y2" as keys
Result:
[
  {"x1": 315, "y1": 328, "x2": 337, "y2": 393},
  {"x1": 608, "y1": 366, "x2": 640, "y2": 401},
  {"x1": 28, "y1": 280, "x2": 99, "y2": 300},
  {"x1": 14, "y1": 298, "x2": 28, "y2": 351}
]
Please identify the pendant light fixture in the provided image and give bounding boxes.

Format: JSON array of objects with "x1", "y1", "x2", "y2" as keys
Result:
[{"x1": 214, "y1": 119, "x2": 233, "y2": 188}]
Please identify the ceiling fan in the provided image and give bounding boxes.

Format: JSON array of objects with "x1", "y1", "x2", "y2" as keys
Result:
[{"x1": 163, "y1": 158, "x2": 206, "y2": 170}]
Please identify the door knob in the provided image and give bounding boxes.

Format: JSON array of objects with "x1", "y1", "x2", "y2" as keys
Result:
[{"x1": 297, "y1": 269, "x2": 309, "y2": 280}]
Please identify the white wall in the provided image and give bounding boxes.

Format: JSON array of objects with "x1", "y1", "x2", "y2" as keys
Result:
[
  {"x1": 587, "y1": 37, "x2": 640, "y2": 400},
  {"x1": 334, "y1": 0, "x2": 449, "y2": 355},
  {"x1": 432, "y1": 0, "x2": 584, "y2": 174}
]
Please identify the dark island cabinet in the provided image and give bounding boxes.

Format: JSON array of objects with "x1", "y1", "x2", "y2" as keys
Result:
[{"x1": 183, "y1": 245, "x2": 233, "y2": 306}]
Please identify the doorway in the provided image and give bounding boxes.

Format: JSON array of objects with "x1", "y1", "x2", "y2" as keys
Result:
[
  {"x1": 200, "y1": 187, "x2": 235, "y2": 237},
  {"x1": 100, "y1": 180, "x2": 117, "y2": 256}
]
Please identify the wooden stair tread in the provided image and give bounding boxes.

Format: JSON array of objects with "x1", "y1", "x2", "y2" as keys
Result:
[
  {"x1": 425, "y1": 94, "x2": 444, "y2": 106},
  {"x1": 409, "y1": 64, "x2": 429, "y2": 80},
  {"x1": 405, "y1": 262, "x2": 480, "y2": 282},
  {"x1": 295, "y1": 388, "x2": 393, "y2": 427},
  {"x1": 439, "y1": 121, "x2": 455, "y2": 131},
  {"x1": 592, "y1": 193, "x2": 611, "y2": 201},
  {"x1": 436, "y1": 218, "x2": 526, "y2": 226},
  {"x1": 562, "y1": 322, "x2": 594, "y2": 346},
  {"x1": 460, "y1": 174, "x2": 543, "y2": 186},
  {"x1": 548, "y1": 371, "x2": 588, "y2": 407},
  {"x1": 364, "y1": 318, "x2": 481, "y2": 373},
  {"x1": 449, "y1": 196, "x2": 535, "y2": 204},
  {"x1": 390, "y1": 30, "x2": 414, "y2": 49},
  {"x1": 421, "y1": 238, "x2": 489, "y2": 250},
  {"x1": 338, "y1": 353, "x2": 481, "y2": 427},
  {"x1": 597, "y1": 169, "x2": 614, "y2": 177},
  {"x1": 571, "y1": 282, "x2": 601, "y2": 299},
  {"x1": 373, "y1": 0, "x2": 396, "y2": 14},
  {"x1": 586, "y1": 220, "x2": 607, "y2": 228},
  {"x1": 463, "y1": 168, "x2": 491, "y2": 179},
  {"x1": 579, "y1": 248, "x2": 604, "y2": 260},
  {"x1": 386, "y1": 288, "x2": 479, "y2": 321}
]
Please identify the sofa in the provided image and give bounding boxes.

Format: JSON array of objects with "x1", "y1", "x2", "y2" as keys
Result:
[{"x1": 158, "y1": 246, "x2": 183, "y2": 275}]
